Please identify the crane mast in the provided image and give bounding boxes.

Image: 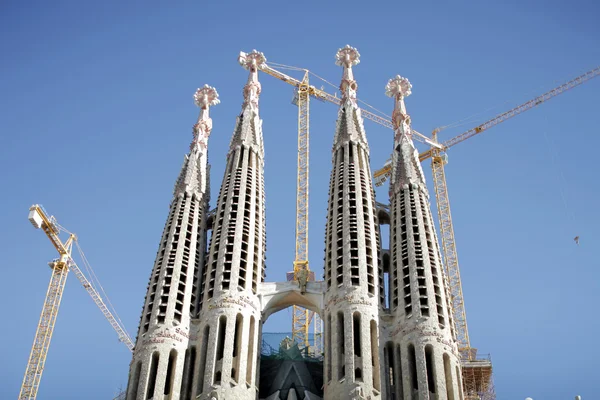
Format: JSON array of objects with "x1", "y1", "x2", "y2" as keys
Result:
[
  {"x1": 290, "y1": 71, "x2": 315, "y2": 352},
  {"x1": 19, "y1": 207, "x2": 74, "y2": 400},
  {"x1": 19, "y1": 204, "x2": 134, "y2": 400},
  {"x1": 258, "y1": 61, "x2": 322, "y2": 353}
]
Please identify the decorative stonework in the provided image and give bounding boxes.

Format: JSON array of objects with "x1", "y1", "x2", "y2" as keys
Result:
[
  {"x1": 335, "y1": 45, "x2": 360, "y2": 104},
  {"x1": 192, "y1": 85, "x2": 220, "y2": 150},
  {"x1": 238, "y1": 50, "x2": 266, "y2": 110},
  {"x1": 335, "y1": 44, "x2": 360, "y2": 68},
  {"x1": 385, "y1": 75, "x2": 412, "y2": 133},
  {"x1": 385, "y1": 75, "x2": 412, "y2": 98}
]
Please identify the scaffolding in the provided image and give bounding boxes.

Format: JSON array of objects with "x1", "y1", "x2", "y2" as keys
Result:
[{"x1": 462, "y1": 351, "x2": 495, "y2": 400}]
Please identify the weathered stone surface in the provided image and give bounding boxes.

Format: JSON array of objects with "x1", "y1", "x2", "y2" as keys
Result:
[{"x1": 126, "y1": 47, "x2": 465, "y2": 400}]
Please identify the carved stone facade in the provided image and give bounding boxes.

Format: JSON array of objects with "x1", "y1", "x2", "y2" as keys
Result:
[
  {"x1": 125, "y1": 86, "x2": 218, "y2": 400},
  {"x1": 125, "y1": 47, "x2": 463, "y2": 400}
]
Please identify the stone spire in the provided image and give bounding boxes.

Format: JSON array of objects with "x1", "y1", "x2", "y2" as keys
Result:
[
  {"x1": 174, "y1": 85, "x2": 219, "y2": 196},
  {"x1": 228, "y1": 50, "x2": 266, "y2": 156},
  {"x1": 192, "y1": 84, "x2": 220, "y2": 150},
  {"x1": 384, "y1": 76, "x2": 462, "y2": 399},
  {"x1": 336, "y1": 45, "x2": 360, "y2": 106},
  {"x1": 385, "y1": 76, "x2": 426, "y2": 194},
  {"x1": 192, "y1": 51, "x2": 266, "y2": 400},
  {"x1": 125, "y1": 86, "x2": 216, "y2": 400},
  {"x1": 323, "y1": 45, "x2": 382, "y2": 399},
  {"x1": 332, "y1": 45, "x2": 368, "y2": 149}
]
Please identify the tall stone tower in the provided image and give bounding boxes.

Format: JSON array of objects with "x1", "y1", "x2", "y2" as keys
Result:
[
  {"x1": 125, "y1": 85, "x2": 219, "y2": 400},
  {"x1": 191, "y1": 50, "x2": 267, "y2": 400},
  {"x1": 123, "y1": 45, "x2": 469, "y2": 400},
  {"x1": 384, "y1": 75, "x2": 463, "y2": 399},
  {"x1": 323, "y1": 45, "x2": 382, "y2": 400}
]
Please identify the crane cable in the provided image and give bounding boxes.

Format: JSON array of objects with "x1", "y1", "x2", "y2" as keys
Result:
[
  {"x1": 436, "y1": 74, "x2": 579, "y2": 136},
  {"x1": 74, "y1": 240, "x2": 132, "y2": 338},
  {"x1": 542, "y1": 120, "x2": 578, "y2": 238},
  {"x1": 268, "y1": 60, "x2": 393, "y2": 119}
]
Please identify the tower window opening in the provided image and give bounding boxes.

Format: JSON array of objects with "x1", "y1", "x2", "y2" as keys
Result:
[
  {"x1": 129, "y1": 361, "x2": 141, "y2": 400},
  {"x1": 180, "y1": 347, "x2": 195, "y2": 400},
  {"x1": 425, "y1": 345, "x2": 437, "y2": 394},
  {"x1": 338, "y1": 312, "x2": 345, "y2": 380},
  {"x1": 396, "y1": 344, "x2": 404, "y2": 398},
  {"x1": 386, "y1": 341, "x2": 395, "y2": 389},
  {"x1": 384, "y1": 271, "x2": 390, "y2": 309},
  {"x1": 408, "y1": 344, "x2": 418, "y2": 394},
  {"x1": 216, "y1": 316, "x2": 226, "y2": 361},
  {"x1": 444, "y1": 353, "x2": 455, "y2": 400},
  {"x1": 197, "y1": 327, "x2": 208, "y2": 393},
  {"x1": 327, "y1": 314, "x2": 332, "y2": 382},
  {"x1": 146, "y1": 352, "x2": 159, "y2": 399},
  {"x1": 355, "y1": 368, "x2": 362, "y2": 381},
  {"x1": 246, "y1": 316, "x2": 256, "y2": 385},
  {"x1": 353, "y1": 312, "x2": 361, "y2": 357},
  {"x1": 233, "y1": 313, "x2": 243, "y2": 383},
  {"x1": 370, "y1": 320, "x2": 381, "y2": 391},
  {"x1": 456, "y1": 365, "x2": 464, "y2": 399},
  {"x1": 164, "y1": 349, "x2": 177, "y2": 395}
]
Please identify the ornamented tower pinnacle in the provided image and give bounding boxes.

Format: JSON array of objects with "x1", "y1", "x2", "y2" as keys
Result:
[
  {"x1": 125, "y1": 86, "x2": 218, "y2": 400},
  {"x1": 191, "y1": 50, "x2": 266, "y2": 400},
  {"x1": 323, "y1": 45, "x2": 382, "y2": 399},
  {"x1": 385, "y1": 76, "x2": 463, "y2": 399}
]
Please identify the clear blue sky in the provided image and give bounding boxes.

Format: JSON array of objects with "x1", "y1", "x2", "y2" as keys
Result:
[{"x1": 2, "y1": 1, "x2": 599, "y2": 399}]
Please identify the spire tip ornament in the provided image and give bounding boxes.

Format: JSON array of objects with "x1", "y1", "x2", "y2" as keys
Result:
[
  {"x1": 238, "y1": 50, "x2": 267, "y2": 72},
  {"x1": 335, "y1": 45, "x2": 360, "y2": 104},
  {"x1": 191, "y1": 84, "x2": 219, "y2": 150},
  {"x1": 238, "y1": 50, "x2": 265, "y2": 111},
  {"x1": 194, "y1": 84, "x2": 220, "y2": 109},
  {"x1": 386, "y1": 75, "x2": 412, "y2": 132},
  {"x1": 335, "y1": 45, "x2": 360, "y2": 67},
  {"x1": 385, "y1": 75, "x2": 412, "y2": 99}
]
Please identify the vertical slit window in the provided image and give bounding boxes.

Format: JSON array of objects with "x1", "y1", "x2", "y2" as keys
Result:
[
  {"x1": 396, "y1": 344, "x2": 404, "y2": 399},
  {"x1": 444, "y1": 353, "x2": 455, "y2": 400},
  {"x1": 456, "y1": 365, "x2": 464, "y2": 400},
  {"x1": 425, "y1": 345, "x2": 437, "y2": 394},
  {"x1": 370, "y1": 320, "x2": 381, "y2": 391},
  {"x1": 233, "y1": 314, "x2": 243, "y2": 383},
  {"x1": 353, "y1": 312, "x2": 361, "y2": 357},
  {"x1": 327, "y1": 314, "x2": 332, "y2": 382},
  {"x1": 386, "y1": 342, "x2": 395, "y2": 396},
  {"x1": 408, "y1": 344, "x2": 418, "y2": 394},
  {"x1": 197, "y1": 328, "x2": 208, "y2": 394},
  {"x1": 146, "y1": 352, "x2": 159, "y2": 399},
  {"x1": 384, "y1": 270, "x2": 390, "y2": 309},
  {"x1": 216, "y1": 316, "x2": 226, "y2": 361},
  {"x1": 246, "y1": 316, "x2": 256, "y2": 385},
  {"x1": 338, "y1": 312, "x2": 345, "y2": 380},
  {"x1": 179, "y1": 347, "x2": 194, "y2": 400},
  {"x1": 129, "y1": 361, "x2": 141, "y2": 400},
  {"x1": 164, "y1": 349, "x2": 177, "y2": 395}
]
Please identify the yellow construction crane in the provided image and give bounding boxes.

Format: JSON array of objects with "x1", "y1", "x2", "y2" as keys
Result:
[
  {"x1": 254, "y1": 57, "x2": 441, "y2": 354},
  {"x1": 373, "y1": 66, "x2": 600, "y2": 363},
  {"x1": 19, "y1": 204, "x2": 134, "y2": 400},
  {"x1": 257, "y1": 57, "x2": 598, "y2": 397},
  {"x1": 251, "y1": 57, "x2": 321, "y2": 354}
]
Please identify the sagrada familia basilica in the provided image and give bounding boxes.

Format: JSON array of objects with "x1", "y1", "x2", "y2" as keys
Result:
[{"x1": 124, "y1": 45, "x2": 464, "y2": 400}]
